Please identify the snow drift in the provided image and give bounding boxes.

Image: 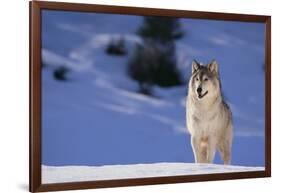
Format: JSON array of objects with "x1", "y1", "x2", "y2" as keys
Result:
[{"x1": 42, "y1": 163, "x2": 264, "y2": 184}]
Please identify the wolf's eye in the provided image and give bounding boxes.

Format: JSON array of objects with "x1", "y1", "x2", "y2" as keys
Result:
[
  {"x1": 196, "y1": 78, "x2": 199, "y2": 81},
  {"x1": 204, "y1": 78, "x2": 208, "y2": 81}
]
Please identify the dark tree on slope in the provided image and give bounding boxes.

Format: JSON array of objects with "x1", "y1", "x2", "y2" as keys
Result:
[
  {"x1": 137, "y1": 16, "x2": 184, "y2": 43},
  {"x1": 106, "y1": 37, "x2": 127, "y2": 56},
  {"x1": 53, "y1": 66, "x2": 69, "y2": 81},
  {"x1": 128, "y1": 16, "x2": 184, "y2": 94}
]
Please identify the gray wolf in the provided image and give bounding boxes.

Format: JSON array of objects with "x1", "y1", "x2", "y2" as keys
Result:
[{"x1": 186, "y1": 60, "x2": 233, "y2": 164}]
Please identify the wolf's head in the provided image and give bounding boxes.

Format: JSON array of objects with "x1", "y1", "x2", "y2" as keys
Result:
[{"x1": 189, "y1": 59, "x2": 221, "y2": 101}]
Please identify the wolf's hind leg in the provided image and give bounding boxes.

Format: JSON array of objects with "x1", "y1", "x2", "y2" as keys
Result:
[{"x1": 218, "y1": 139, "x2": 232, "y2": 165}]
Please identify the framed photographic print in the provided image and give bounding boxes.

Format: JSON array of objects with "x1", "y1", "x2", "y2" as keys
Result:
[{"x1": 30, "y1": 1, "x2": 271, "y2": 192}]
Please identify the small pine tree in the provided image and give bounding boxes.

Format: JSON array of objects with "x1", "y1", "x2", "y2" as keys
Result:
[
  {"x1": 53, "y1": 66, "x2": 69, "y2": 81},
  {"x1": 106, "y1": 37, "x2": 127, "y2": 56}
]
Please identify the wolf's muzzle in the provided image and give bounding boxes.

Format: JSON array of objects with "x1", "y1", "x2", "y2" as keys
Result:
[
  {"x1": 197, "y1": 87, "x2": 202, "y2": 94},
  {"x1": 198, "y1": 91, "x2": 208, "y2": 99}
]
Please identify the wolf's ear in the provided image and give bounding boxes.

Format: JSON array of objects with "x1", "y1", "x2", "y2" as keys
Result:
[
  {"x1": 192, "y1": 60, "x2": 200, "y2": 74},
  {"x1": 208, "y1": 60, "x2": 218, "y2": 75}
]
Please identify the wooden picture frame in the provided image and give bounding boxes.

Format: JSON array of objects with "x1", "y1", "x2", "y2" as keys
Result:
[{"x1": 30, "y1": 1, "x2": 271, "y2": 192}]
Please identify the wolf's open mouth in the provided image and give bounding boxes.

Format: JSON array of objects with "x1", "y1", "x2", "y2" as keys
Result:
[{"x1": 198, "y1": 91, "x2": 208, "y2": 99}]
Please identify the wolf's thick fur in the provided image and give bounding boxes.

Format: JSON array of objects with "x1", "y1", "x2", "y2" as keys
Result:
[{"x1": 186, "y1": 60, "x2": 233, "y2": 164}]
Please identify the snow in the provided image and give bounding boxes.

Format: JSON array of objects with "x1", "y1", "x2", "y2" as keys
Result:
[
  {"x1": 41, "y1": 9, "x2": 266, "y2": 178},
  {"x1": 42, "y1": 163, "x2": 264, "y2": 184}
]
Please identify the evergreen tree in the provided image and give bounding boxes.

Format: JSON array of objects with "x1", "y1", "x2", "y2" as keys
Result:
[
  {"x1": 53, "y1": 66, "x2": 69, "y2": 81},
  {"x1": 137, "y1": 16, "x2": 184, "y2": 43},
  {"x1": 106, "y1": 37, "x2": 127, "y2": 56},
  {"x1": 128, "y1": 16, "x2": 184, "y2": 94}
]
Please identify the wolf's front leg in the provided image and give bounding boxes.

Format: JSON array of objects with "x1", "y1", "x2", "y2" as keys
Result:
[
  {"x1": 191, "y1": 136, "x2": 209, "y2": 163},
  {"x1": 191, "y1": 136, "x2": 201, "y2": 163},
  {"x1": 206, "y1": 140, "x2": 216, "y2": 164}
]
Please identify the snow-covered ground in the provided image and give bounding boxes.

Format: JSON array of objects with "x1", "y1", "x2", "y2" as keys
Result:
[
  {"x1": 42, "y1": 163, "x2": 264, "y2": 184},
  {"x1": 41, "y1": 9, "x2": 266, "y2": 182}
]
